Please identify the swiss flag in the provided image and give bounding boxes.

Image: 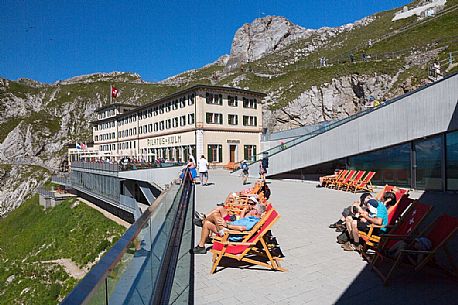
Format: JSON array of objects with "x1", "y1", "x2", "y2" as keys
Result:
[{"x1": 111, "y1": 86, "x2": 120, "y2": 98}]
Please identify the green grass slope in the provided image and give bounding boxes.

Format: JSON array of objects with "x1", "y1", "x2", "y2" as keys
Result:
[{"x1": 0, "y1": 195, "x2": 126, "y2": 305}]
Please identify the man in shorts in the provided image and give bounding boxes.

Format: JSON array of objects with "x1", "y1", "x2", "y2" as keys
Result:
[
  {"x1": 198, "y1": 155, "x2": 209, "y2": 186},
  {"x1": 342, "y1": 194, "x2": 388, "y2": 252}
]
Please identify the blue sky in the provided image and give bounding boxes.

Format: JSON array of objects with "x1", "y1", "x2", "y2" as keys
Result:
[{"x1": 0, "y1": 0, "x2": 412, "y2": 83}]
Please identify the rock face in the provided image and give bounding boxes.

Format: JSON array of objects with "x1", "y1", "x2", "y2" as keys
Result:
[
  {"x1": 265, "y1": 74, "x2": 392, "y2": 130},
  {"x1": 225, "y1": 16, "x2": 313, "y2": 71}
]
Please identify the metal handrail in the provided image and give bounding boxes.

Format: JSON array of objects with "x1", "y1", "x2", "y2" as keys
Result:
[{"x1": 60, "y1": 169, "x2": 193, "y2": 305}]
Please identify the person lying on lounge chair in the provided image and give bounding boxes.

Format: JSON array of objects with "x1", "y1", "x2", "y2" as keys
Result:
[
  {"x1": 193, "y1": 197, "x2": 265, "y2": 254},
  {"x1": 341, "y1": 194, "x2": 388, "y2": 252},
  {"x1": 329, "y1": 192, "x2": 372, "y2": 232}
]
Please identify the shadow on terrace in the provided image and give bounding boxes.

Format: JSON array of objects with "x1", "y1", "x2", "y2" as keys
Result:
[{"x1": 335, "y1": 190, "x2": 458, "y2": 305}]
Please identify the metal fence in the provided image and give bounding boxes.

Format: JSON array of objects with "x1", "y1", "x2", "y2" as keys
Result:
[
  {"x1": 71, "y1": 161, "x2": 185, "y2": 172},
  {"x1": 60, "y1": 171, "x2": 194, "y2": 305}
]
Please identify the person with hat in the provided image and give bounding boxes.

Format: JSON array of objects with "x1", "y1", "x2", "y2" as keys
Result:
[
  {"x1": 342, "y1": 193, "x2": 388, "y2": 252},
  {"x1": 192, "y1": 196, "x2": 265, "y2": 254},
  {"x1": 241, "y1": 160, "x2": 249, "y2": 185}
]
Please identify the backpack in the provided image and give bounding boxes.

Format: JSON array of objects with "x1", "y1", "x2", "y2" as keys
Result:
[
  {"x1": 242, "y1": 163, "x2": 249, "y2": 173},
  {"x1": 262, "y1": 158, "x2": 269, "y2": 169}
]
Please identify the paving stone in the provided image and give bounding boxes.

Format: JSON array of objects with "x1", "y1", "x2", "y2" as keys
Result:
[{"x1": 193, "y1": 169, "x2": 458, "y2": 305}]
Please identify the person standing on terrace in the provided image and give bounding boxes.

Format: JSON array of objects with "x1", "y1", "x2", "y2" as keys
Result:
[{"x1": 198, "y1": 155, "x2": 209, "y2": 186}]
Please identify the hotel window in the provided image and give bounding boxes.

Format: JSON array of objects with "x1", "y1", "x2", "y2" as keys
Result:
[
  {"x1": 188, "y1": 93, "x2": 195, "y2": 105},
  {"x1": 165, "y1": 102, "x2": 171, "y2": 112},
  {"x1": 206, "y1": 113, "x2": 223, "y2": 124},
  {"x1": 133, "y1": 127, "x2": 137, "y2": 135},
  {"x1": 228, "y1": 95, "x2": 238, "y2": 107},
  {"x1": 132, "y1": 115, "x2": 137, "y2": 122},
  {"x1": 243, "y1": 97, "x2": 257, "y2": 109},
  {"x1": 228, "y1": 114, "x2": 238, "y2": 125},
  {"x1": 207, "y1": 144, "x2": 223, "y2": 163},
  {"x1": 243, "y1": 115, "x2": 257, "y2": 126},
  {"x1": 172, "y1": 117, "x2": 179, "y2": 128},
  {"x1": 180, "y1": 115, "x2": 186, "y2": 126},
  {"x1": 172, "y1": 99, "x2": 178, "y2": 110},
  {"x1": 179, "y1": 97, "x2": 186, "y2": 108},
  {"x1": 206, "y1": 93, "x2": 223, "y2": 105},
  {"x1": 160, "y1": 121, "x2": 165, "y2": 130},
  {"x1": 166, "y1": 119, "x2": 171, "y2": 129},
  {"x1": 129, "y1": 129, "x2": 132, "y2": 136},
  {"x1": 95, "y1": 135, "x2": 99, "y2": 141},
  {"x1": 148, "y1": 109, "x2": 152, "y2": 117},
  {"x1": 159, "y1": 105, "x2": 164, "y2": 114},
  {"x1": 154, "y1": 106, "x2": 159, "y2": 116},
  {"x1": 154, "y1": 123, "x2": 158, "y2": 132},
  {"x1": 117, "y1": 131, "x2": 121, "y2": 138},
  {"x1": 244, "y1": 145, "x2": 257, "y2": 162},
  {"x1": 188, "y1": 113, "x2": 195, "y2": 125},
  {"x1": 112, "y1": 132, "x2": 115, "y2": 138}
]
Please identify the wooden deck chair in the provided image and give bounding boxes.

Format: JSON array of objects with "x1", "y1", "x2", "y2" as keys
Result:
[
  {"x1": 363, "y1": 201, "x2": 432, "y2": 263},
  {"x1": 324, "y1": 170, "x2": 347, "y2": 188},
  {"x1": 320, "y1": 170, "x2": 343, "y2": 185},
  {"x1": 210, "y1": 208, "x2": 286, "y2": 274},
  {"x1": 329, "y1": 170, "x2": 355, "y2": 189},
  {"x1": 372, "y1": 214, "x2": 458, "y2": 285},
  {"x1": 351, "y1": 171, "x2": 376, "y2": 193},
  {"x1": 342, "y1": 170, "x2": 366, "y2": 191},
  {"x1": 375, "y1": 185, "x2": 395, "y2": 201},
  {"x1": 359, "y1": 197, "x2": 416, "y2": 247}
]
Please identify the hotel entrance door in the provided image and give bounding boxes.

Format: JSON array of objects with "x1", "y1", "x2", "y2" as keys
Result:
[{"x1": 229, "y1": 145, "x2": 237, "y2": 162}]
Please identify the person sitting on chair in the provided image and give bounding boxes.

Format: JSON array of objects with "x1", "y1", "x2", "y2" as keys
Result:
[
  {"x1": 341, "y1": 194, "x2": 388, "y2": 252},
  {"x1": 193, "y1": 197, "x2": 265, "y2": 254}
]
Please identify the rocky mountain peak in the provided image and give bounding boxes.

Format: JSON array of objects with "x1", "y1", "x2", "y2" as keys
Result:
[
  {"x1": 225, "y1": 16, "x2": 313, "y2": 71},
  {"x1": 56, "y1": 72, "x2": 145, "y2": 85}
]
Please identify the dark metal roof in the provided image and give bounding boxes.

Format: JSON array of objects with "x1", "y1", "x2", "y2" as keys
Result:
[
  {"x1": 95, "y1": 103, "x2": 136, "y2": 113},
  {"x1": 91, "y1": 84, "x2": 266, "y2": 124}
]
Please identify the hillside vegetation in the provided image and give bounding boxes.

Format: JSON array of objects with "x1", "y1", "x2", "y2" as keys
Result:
[{"x1": 0, "y1": 195, "x2": 125, "y2": 305}]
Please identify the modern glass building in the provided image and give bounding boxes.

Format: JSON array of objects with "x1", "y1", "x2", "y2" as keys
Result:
[{"x1": 265, "y1": 72, "x2": 458, "y2": 191}]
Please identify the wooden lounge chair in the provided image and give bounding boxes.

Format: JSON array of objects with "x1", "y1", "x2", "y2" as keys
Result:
[
  {"x1": 324, "y1": 170, "x2": 348, "y2": 188},
  {"x1": 320, "y1": 170, "x2": 343, "y2": 185},
  {"x1": 342, "y1": 170, "x2": 366, "y2": 191},
  {"x1": 375, "y1": 185, "x2": 395, "y2": 200},
  {"x1": 371, "y1": 214, "x2": 458, "y2": 285},
  {"x1": 329, "y1": 170, "x2": 355, "y2": 189},
  {"x1": 210, "y1": 207, "x2": 286, "y2": 274},
  {"x1": 363, "y1": 201, "x2": 432, "y2": 260},
  {"x1": 350, "y1": 171, "x2": 376, "y2": 193}
]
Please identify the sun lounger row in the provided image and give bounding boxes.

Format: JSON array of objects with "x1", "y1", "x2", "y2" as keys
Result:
[
  {"x1": 331, "y1": 184, "x2": 458, "y2": 285},
  {"x1": 322, "y1": 169, "x2": 376, "y2": 192}
]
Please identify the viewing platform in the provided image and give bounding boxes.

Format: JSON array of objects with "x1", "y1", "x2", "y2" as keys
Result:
[{"x1": 194, "y1": 170, "x2": 458, "y2": 305}]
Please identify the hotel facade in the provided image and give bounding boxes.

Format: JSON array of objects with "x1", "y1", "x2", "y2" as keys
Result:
[{"x1": 89, "y1": 85, "x2": 265, "y2": 164}]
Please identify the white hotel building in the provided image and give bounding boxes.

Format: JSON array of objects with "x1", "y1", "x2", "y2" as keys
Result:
[{"x1": 90, "y1": 85, "x2": 265, "y2": 164}]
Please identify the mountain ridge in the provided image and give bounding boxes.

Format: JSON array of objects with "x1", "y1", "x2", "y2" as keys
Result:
[{"x1": 1, "y1": 0, "x2": 457, "y2": 216}]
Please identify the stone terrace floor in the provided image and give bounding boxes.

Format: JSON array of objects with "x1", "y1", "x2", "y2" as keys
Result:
[{"x1": 194, "y1": 169, "x2": 458, "y2": 305}]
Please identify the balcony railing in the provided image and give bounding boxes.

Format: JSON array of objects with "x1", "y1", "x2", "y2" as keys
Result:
[
  {"x1": 61, "y1": 172, "x2": 194, "y2": 305},
  {"x1": 70, "y1": 161, "x2": 185, "y2": 172}
]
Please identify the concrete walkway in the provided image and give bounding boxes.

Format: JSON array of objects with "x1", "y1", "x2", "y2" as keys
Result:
[{"x1": 194, "y1": 169, "x2": 458, "y2": 305}]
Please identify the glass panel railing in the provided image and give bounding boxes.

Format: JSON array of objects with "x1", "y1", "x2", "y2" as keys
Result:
[
  {"x1": 61, "y1": 173, "x2": 194, "y2": 305},
  {"x1": 246, "y1": 85, "x2": 424, "y2": 167},
  {"x1": 70, "y1": 161, "x2": 185, "y2": 172}
]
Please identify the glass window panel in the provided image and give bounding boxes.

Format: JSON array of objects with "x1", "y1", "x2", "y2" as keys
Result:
[
  {"x1": 348, "y1": 143, "x2": 411, "y2": 187},
  {"x1": 446, "y1": 131, "x2": 458, "y2": 190},
  {"x1": 415, "y1": 136, "x2": 442, "y2": 190}
]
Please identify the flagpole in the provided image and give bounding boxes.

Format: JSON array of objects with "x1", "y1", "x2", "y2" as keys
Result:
[{"x1": 110, "y1": 84, "x2": 112, "y2": 105}]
